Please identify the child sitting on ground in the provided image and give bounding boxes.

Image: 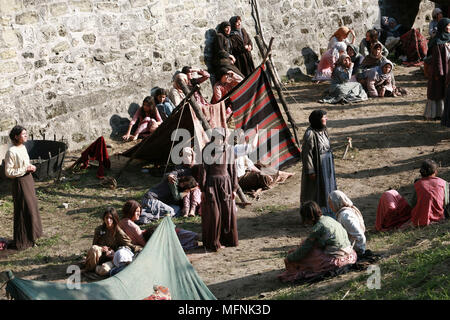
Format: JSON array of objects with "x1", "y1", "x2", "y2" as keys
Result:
[{"x1": 178, "y1": 176, "x2": 202, "y2": 217}]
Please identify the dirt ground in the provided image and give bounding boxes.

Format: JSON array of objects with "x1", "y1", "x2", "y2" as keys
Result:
[{"x1": 0, "y1": 64, "x2": 449, "y2": 300}]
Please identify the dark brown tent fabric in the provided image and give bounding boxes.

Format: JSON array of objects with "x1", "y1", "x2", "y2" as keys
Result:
[{"x1": 121, "y1": 103, "x2": 210, "y2": 164}]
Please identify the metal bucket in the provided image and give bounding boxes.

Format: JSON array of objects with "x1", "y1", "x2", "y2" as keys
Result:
[{"x1": 1, "y1": 139, "x2": 68, "y2": 182}]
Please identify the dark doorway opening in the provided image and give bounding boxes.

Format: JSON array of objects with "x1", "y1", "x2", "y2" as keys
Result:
[{"x1": 379, "y1": 0, "x2": 423, "y2": 29}]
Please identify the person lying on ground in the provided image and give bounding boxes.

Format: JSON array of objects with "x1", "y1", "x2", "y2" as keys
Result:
[
  {"x1": 141, "y1": 147, "x2": 198, "y2": 218},
  {"x1": 122, "y1": 96, "x2": 162, "y2": 141},
  {"x1": 327, "y1": 26, "x2": 356, "y2": 50},
  {"x1": 312, "y1": 41, "x2": 347, "y2": 82},
  {"x1": 234, "y1": 125, "x2": 294, "y2": 193},
  {"x1": 277, "y1": 201, "x2": 357, "y2": 283},
  {"x1": 359, "y1": 29, "x2": 389, "y2": 57},
  {"x1": 153, "y1": 87, "x2": 175, "y2": 121},
  {"x1": 84, "y1": 207, "x2": 141, "y2": 276},
  {"x1": 328, "y1": 190, "x2": 367, "y2": 258}
]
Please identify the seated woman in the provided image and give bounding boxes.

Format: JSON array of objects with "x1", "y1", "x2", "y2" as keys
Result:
[
  {"x1": 278, "y1": 201, "x2": 357, "y2": 283},
  {"x1": 119, "y1": 200, "x2": 153, "y2": 247},
  {"x1": 384, "y1": 17, "x2": 408, "y2": 51},
  {"x1": 319, "y1": 54, "x2": 368, "y2": 104},
  {"x1": 358, "y1": 60, "x2": 397, "y2": 98},
  {"x1": 312, "y1": 42, "x2": 347, "y2": 82},
  {"x1": 177, "y1": 176, "x2": 202, "y2": 218},
  {"x1": 359, "y1": 29, "x2": 389, "y2": 57},
  {"x1": 84, "y1": 207, "x2": 141, "y2": 276},
  {"x1": 120, "y1": 199, "x2": 199, "y2": 251},
  {"x1": 359, "y1": 42, "x2": 388, "y2": 71},
  {"x1": 211, "y1": 68, "x2": 243, "y2": 104},
  {"x1": 328, "y1": 190, "x2": 366, "y2": 257},
  {"x1": 122, "y1": 96, "x2": 162, "y2": 141},
  {"x1": 375, "y1": 189, "x2": 412, "y2": 231},
  {"x1": 409, "y1": 159, "x2": 449, "y2": 227},
  {"x1": 153, "y1": 87, "x2": 175, "y2": 121},
  {"x1": 168, "y1": 73, "x2": 189, "y2": 107},
  {"x1": 346, "y1": 44, "x2": 364, "y2": 75},
  {"x1": 327, "y1": 26, "x2": 355, "y2": 50}
]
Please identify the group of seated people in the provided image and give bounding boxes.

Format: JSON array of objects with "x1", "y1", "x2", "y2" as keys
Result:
[
  {"x1": 279, "y1": 159, "x2": 449, "y2": 283},
  {"x1": 83, "y1": 199, "x2": 199, "y2": 276},
  {"x1": 121, "y1": 15, "x2": 256, "y2": 142},
  {"x1": 315, "y1": 25, "x2": 408, "y2": 104}
]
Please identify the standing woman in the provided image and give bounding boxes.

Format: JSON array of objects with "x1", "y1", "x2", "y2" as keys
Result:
[
  {"x1": 4, "y1": 125, "x2": 42, "y2": 250},
  {"x1": 199, "y1": 128, "x2": 239, "y2": 251},
  {"x1": 229, "y1": 16, "x2": 255, "y2": 77},
  {"x1": 425, "y1": 18, "x2": 450, "y2": 121},
  {"x1": 300, "y1": 110, "x2": 337, "y2": 217}
]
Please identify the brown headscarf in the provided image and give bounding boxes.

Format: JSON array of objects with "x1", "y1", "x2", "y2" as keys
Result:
[{"x1": 331, "y1": 26, "x2": 350, "y2": 40}]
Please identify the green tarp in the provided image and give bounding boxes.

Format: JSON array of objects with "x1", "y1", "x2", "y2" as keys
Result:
[{"x1": 4, "y1": 217, "x2": 216, "y2": 300}]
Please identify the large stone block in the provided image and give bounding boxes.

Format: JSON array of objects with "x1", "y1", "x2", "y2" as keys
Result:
[
  {"x1": 0, "y1": 61, "x2": 19, "y2": 73},
  {"x1": 14, "y1": 74, "x2": 30, "y2": 85},
  {"x1": 1, "y1": 29, "x2": 21, "y2": 48},
  {"x1": 15, "y1": 11, "x2": 40, "y2": 25},
  {"x1": 70, "y1": 0, "x2": 93, "y2": 12},
  {"x1": 50, "y1": 3, "x2": 69, "y2": 16},
  {"x1": 0, "y1": 49, "x2": 17, "y2": 60},
  {"x1": 0, "y1": 0, "x2": 22, "y2": 14},
  {"x1": 52, "y1": 41, "x2": 70, "y2": 54},
  {"x1": 97, "y1": 2, "x2": 120, "y2": 12}
]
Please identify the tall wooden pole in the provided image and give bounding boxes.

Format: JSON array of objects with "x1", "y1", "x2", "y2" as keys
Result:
[{"x1": 254, "y1": 36, "x2": 301, "y2": 148}]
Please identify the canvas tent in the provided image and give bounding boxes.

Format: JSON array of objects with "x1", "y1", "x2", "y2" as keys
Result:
[
  {"x1": 122, "y1": 65, "x2": 300, "y2": 170},
  {"x1": 3, "y1": 217, "x2": 216, "y2": 300}
]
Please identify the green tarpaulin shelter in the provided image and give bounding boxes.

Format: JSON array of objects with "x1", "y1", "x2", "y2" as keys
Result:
[{"x1": 3, "y1": 217, "x2": 216, "y2": 300}]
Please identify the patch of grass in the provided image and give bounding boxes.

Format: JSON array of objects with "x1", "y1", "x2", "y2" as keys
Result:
[{"x1": 36, "y1": 234, "x2": 61, "y2": 248}]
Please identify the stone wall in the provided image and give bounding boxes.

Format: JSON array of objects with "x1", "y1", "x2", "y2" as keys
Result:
[{"x1": 0, "y1": 0, "x2": 436, "y2": 152}]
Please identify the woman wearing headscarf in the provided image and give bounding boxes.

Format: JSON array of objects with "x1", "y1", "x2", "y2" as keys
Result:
[
  {"x1": 229, "y1": 16, "x2": 255, "y2": 77},
  {"x1": 429, "y1": 8, "x2": 444, "y2": 38},
  {"x1": 300, "y1": 110, "x2": 337, "y2": 217},
  {"x1": 328, "y1": 190, "x2": 366, "y2": 256},
  {"x1": 212, "y1": 21, "x2": 244, "y2": 83},
  {"x1": 347, "y1": 43, "x2": 364, "y2": 75},
  {"x1": 425, "y1": 17, "x2": 450, "y2": 121},
  {"x1": 358, "y1": 29, "x2": 389, "y2": 58},
  {"x1": 199, "y1": 128, "x2": 239, "y2": 251},
  {"x1": 359, "y1": 59, "x2": 397, "y2": 97},
  {"x1": 278, "y1": 201, "x2": 357, "y2": 283},
  {"x1": 313, "y1": 41, "x2": 347, "y2": 82},
  {"x1": 319, "y1": 54, "x2": 368, "y2": 104},
  {"x1": 359, "y1": 42, "x2": 387, "y2": 70},
  {"x1": 327, "y1": 26, "x2": 355, "y2": 50}
]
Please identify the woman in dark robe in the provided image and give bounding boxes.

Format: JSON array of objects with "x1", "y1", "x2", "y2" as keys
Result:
[
  {"x1": 211, "y1": 21, "x2": 244, "y2": 83},
  {"x1": 229, "y1": 16, "x2": 255, "y2": 77},
  {"x1": 199, "y1": 128, "x2": 239, "y2": 251},
  {"x1": 300, "y1": 110, "x2": 337, "y2": 218},
  {"x1": 4, "y1": 125, "x2": 43, "y2": 250},
  {"x1": 425, "y1": 18, "x2": 450, "y2": 122}
]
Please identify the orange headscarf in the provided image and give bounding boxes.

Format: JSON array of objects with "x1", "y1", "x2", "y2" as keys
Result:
[{"x1": 331, "y1": 26, "x2": 350, "y2": 40}]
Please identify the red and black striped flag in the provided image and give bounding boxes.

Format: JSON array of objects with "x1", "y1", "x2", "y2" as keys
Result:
[{"x1": 228, "y1": 66, "x2": 301, "y2": 169}]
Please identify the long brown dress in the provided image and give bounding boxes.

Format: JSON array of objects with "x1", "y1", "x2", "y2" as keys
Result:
[
  {"x1": 199, "y1": 145, "x2": 239, "y2": 251},
  {"x1": 5, "y1": 144, "x2": 42, "y2": 250}
]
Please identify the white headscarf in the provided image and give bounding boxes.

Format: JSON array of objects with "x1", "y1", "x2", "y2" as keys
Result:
[{"x1": 328, "y1": 190, "x2": 366, "y2": 232}]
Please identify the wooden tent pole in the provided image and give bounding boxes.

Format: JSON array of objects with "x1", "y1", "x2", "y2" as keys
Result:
[
  {"x1": 254, "y1": 35, "x2": 301, "y2": 148},
  {"x1": 179, "y1": 82, "x2": 250, "y2": 204}
]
